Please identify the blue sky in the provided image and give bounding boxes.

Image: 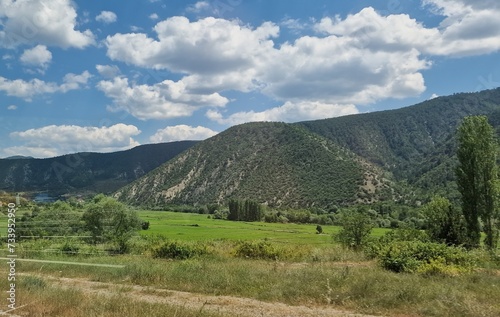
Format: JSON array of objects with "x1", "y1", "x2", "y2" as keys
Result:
[{"x1": 1, "y1": 0, "x2": 499, "y2": 158}]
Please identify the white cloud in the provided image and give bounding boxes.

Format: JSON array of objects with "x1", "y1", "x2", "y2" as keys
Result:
[
  {"x1": 7, "y1": 105, "x2": 17, "y2": 110},
  {"x1": 20, "y1": 45, "x2": 52, "y2": 71},
  {"x1": 315, "y1": 4, "x2": 500, "y2": 58},
  {"x1": 0, "y1": 0, "x2": 95, "y2": 49},
  {"x1": 100, "y1": 3, "x2": 500, "y2": 124},
  {"x1": 105, "y1": 17, "x2": 278, "y2": 88},
  {"x1": 0, "y1": 71, "x2": 92, "y2": 101},
  {"x1": 60, "y1": 71, "x2": 92, "y2": 92},
  {"x1": 150, "y1": 125, "x2": 218, "y2": 143},
  {"x1": 96, "y1": 76, "x2": 228, "y2": 120},
  {"x1": 186, "y1": 1, "x2": 210, "y2": 13},
  {"x1": 96, "y1": 64, "x2": 121, "y2": 79},
  {"x1": 149, "y1": 13, "x2": 159, "y2": 20},
  {"x1": 96, "y1": 11, "x2": 117, "y2": 24},
  {"x1": 280, "y1": 18, "x2": 309, "y2": 34},
  {"x1": 429, "y1": 93, "x2": 439, "y2": 99},
  {"x1": 130, "y1": 26, "x2": 143, "y2": 32},
  {"x1": 207, "y1": 101, "x2": 359, "y2": 125},
  {"x1": 7, "y1": 124, "x2": 141, "y2": 158}
]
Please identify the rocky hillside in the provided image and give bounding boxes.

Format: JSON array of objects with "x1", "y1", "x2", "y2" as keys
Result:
[{"x1": 115, "y1": 122, "x2": 390, "y2": 208}]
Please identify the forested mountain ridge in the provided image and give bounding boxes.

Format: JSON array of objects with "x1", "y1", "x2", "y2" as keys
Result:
[
  {"x1": 0, "y1": 141, "x2": 197, "y2": 194},
  {"x1": 115, "y1": 88, "x2": 500, "y2": 208},
  {"x1": 299, "y1": 88, "x2": 500, "y2": 200},
  {"x1": 114, "y1": 122, "x2": 391, "y2": 208}
]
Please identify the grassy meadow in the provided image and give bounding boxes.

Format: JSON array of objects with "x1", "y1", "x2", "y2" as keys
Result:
[
  {"x1": 1, "y1": 210, "x2": 499, "y2": 317},
  {"x1": 137, "y1": 210, "x2": 388, "y2": 244}
]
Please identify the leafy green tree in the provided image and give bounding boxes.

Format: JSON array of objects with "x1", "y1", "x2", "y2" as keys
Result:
[
  {"x1": 335, "y1": 208, "x2": 373, "y2": 250},
  {"x1": 456, "y1": 116, "x2": 499, "y2": 249},
  {"x1": 422, "y1": 196, "x2": 465, "y2": 246},
  {"x1": 227, "y1": 199, "x2": 262, "y2": 222},
  {"x1": 82, "y1": 195, "x2": 141, "y2": 252}
]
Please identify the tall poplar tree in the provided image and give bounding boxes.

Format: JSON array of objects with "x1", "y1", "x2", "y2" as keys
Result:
[{"x1": 456, "y1": 116, "x2": 499, "y2": 249}]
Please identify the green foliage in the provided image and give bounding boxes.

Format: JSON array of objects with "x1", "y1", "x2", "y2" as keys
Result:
[
  {"x1": 227, "y1": 199, "x2": 263, "y2": 222},
  {"x1": 151, "y1": 241, "x2": 208, "y2": 260},
  {"x1": 82, "y1": 195, "x2": 141, "y2": 252},
  {"x1": 335, "y1": 209, "x2": 373, "y2": 250},
  {"x1": 422, "y1": 196, "x2": 466, "y2": 245},
  {"x1": 378, "y1": 240, "x2": 475, "y2": 274},
  {"x1": 456, "y1": 115, "x2": 499, "y2": 249},
  {"x1": 234, "y1": 240, "x2": 281, "y2": 260},
  {"x1": 60, "y1": 240, "x2": 80, "y2": 256},
  {"x1": 316, "y1": 225, "x2": 323, "y2": 234},
  {"x1": 16, "y1": 200, "x2": 82, "y2": 239}
]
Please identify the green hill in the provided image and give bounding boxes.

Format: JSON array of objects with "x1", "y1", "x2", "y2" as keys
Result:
[
  {"x1": 0, "y1": 141, "x2": 197, "y2": 195},
  {"x1": 116, "y1": 88, "x2": 500, "y2": 208},
  {"x1": 114, "y1": 122, "x2": 390, "y2": 208},
  {"x1": 299, "y1": 88, "x2": 500, "y2": 201}
]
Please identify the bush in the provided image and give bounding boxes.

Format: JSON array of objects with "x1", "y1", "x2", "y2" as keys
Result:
[
  {"x1": 378, "y1": 240, "x2": 475, "y2": 274},
  {"x1": 60, "y1": 240, "x2": 80, "y2": 256},
  {"x1": 316, "y1": 225, "x2": 323, "y2": 234},
  {"x1": 364, "y1": 228, "x2": 431, "y2": 259},
  {"x1": 152, "y1": 241, "x2": 208, "y2": 260},
  {"x1": 141, "y1": 221, "x2": 150, "y2": 230},
  {"x1": 234, "y1": 241, "x2": 281, "y2": 260}
]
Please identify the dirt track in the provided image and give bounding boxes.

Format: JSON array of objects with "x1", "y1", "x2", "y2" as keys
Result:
[{"x1": 29, "y1": 274, "x2": 383, "y2": 317}]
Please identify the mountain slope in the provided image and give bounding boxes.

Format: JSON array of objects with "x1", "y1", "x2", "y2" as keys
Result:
[
  {"x1": 299, "y1": 88, "x2": 500, "y2": 199},
  {"x1": 0, "y1": 141, "x2": 197, "y2": 194},
  {"x1": 116, "y1": 88, "x2": 500, "y2": 208},
  {"x1": 115, "y1": 122, "x2": 388, "y2": 208}
]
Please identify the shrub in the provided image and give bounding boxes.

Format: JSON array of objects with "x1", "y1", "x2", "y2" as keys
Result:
[
  {"x1": 234, "y1": 241, "x2": 281, "y2": 260},
  {"x1": 141, "y1": 221, "x2": 150, "y2": 230},
  {"x1": 152, "y1": 241, "x2": 208, "y2": 260},
  {"x1": 378, "y1": 240, "x2": 475, "y2": 273},
  {"x1": 316, "y1": 225, "x2": 323, "y2": 234},
  {"x1": 60, "y1": 241, "x2": 80, "y2": 256}
]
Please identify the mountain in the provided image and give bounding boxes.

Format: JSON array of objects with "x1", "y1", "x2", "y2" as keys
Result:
[
  {"x1": 299, "y1": 88, "x2": 500, "y2": 200},
  {"x1": 115, "y1": 88, "x2": 500, "y2": 208},
  {"x1": 115, "y1": 122, "x2": 392, "y2": 208},
  {"x1": 0, "y1": 141, "x2": 197, "y2": 195},
  {"x1": 4, "y1": 155, "x2": 34, "y2": 160}
]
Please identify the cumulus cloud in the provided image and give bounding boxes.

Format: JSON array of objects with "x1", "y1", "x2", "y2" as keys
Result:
[
  {"x1": 7, "y1": 105, "x2": 17, "y2": 110},
  {"x1": 99, "y1": 2, "x2": 500, "y2": 125},
  {"x1": 106, "y1": 17, "x2": 278, "y2": 74},
  {"x1": 149, "y1": 13, "x2": 159, "y2": 20},
  {"x1": 150, "y1": 125, "x2": 218, "y2": 143},
  {"x1": 207, "y1": 101, "x2": 359, "y2": 125},
  {"x1": 96, "y1": 64, "x2": 121, "y2": 79},
  {"x1": 0, "y1": 0, "x2": 95, "y2": 48},
  {"x1": 96, "y1": 11, "x2": 117, "y2": 24},
  {"x1": 0, "y1": 71, "x2": 92, "y2": 101},
  {"x1": 20, "y1": 45, "x2": 52, "y2": 71},
  {"x1": 96, "y1": 76, "x2": 228, "y2": 120},
  {"x1": 6, "y1": 124, "x2": 141, "y2": 158}
]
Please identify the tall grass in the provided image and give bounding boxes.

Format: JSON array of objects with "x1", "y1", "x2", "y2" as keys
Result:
[
  {"x1": 4, "y1": 275, "x2": 228, "y2": 317},
  {"x1": 12, "y1": 254, "x2": 500, "y2": 316}
]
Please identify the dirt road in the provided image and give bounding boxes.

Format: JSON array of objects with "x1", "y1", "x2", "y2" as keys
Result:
[{"x1": 33, "y1": 274, "x2": 383, "y2": 317}]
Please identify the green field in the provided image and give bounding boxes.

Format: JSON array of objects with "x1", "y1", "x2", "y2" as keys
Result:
[{"x1": 137, "y1": 210, "x2": 388, "y2": 245}]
